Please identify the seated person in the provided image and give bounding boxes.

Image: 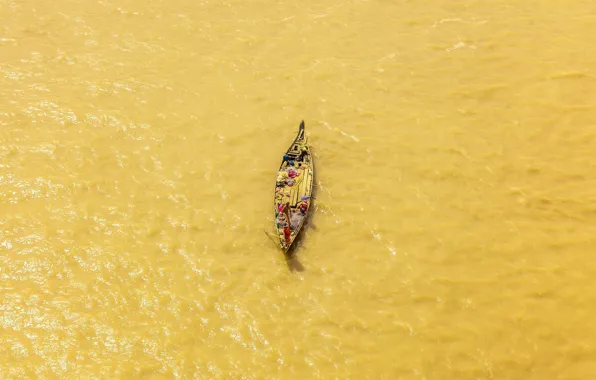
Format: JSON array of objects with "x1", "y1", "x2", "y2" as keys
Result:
[
  {"x1": 297, "y1": 196, "x2": 309, "y2": 214},
  {"x1": 297, "y1": 146, "x2": 308, "y2": 161}
]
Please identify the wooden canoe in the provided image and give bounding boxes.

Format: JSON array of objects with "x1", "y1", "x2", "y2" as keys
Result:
[{"x1": 273, "y1": 120, "x2": 314, "y2": 253}]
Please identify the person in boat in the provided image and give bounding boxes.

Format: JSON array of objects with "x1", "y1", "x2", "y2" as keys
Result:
[
  {"x1": 297, "y1": 145, "x2": 308, "y2": 161},
  {"x1": 278, "y1": 202, "x2": 291, "y2": 221},
  {"x1": 277, "y1": 204, "x2": 292, "y2": 244},
  {"x1": 278, "y1": 219, "x2": 292, "y2": 245},
  {"x1": 298, "y1": 195, "x2": 309, "y2": 214}
]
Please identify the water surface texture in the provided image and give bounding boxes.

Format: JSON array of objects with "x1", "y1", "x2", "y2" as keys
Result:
[{"x1": 2, "y1": 1, "x2": 596, "y2": 379}]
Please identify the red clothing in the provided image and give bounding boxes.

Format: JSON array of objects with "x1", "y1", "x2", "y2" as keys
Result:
[{"x1": 298, "y1": 202, "x2": 308, "y2": 213}]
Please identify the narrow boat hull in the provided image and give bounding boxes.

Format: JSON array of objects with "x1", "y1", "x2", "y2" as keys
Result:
[{"x1": 273, "y1": 121, "x2": 314, "y2": 252}]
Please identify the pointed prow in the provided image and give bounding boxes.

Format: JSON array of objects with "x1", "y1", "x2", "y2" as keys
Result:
[{"x1": 297, "y1": 120, "x2": 306, "y2": 141}]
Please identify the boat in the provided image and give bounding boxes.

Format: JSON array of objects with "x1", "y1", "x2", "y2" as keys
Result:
[{"x1": 273, "y1": 120, "x2": 314, "y2": 253}]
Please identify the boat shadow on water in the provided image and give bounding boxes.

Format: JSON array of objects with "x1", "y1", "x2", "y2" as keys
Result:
[
  {"x1": 283, "y1": 230, "x2": 308, "y2": 273},
  {"x1": 284, "y1": 250, "x2": 304, "y2": 272},
  {"x1": 263, "y1": 225, "x2": 307, "y2": 273}
]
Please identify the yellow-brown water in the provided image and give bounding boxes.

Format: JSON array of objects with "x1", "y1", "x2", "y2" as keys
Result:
[{"x1": 2, "y1": 0, "x2": 596, "y2": 378}]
